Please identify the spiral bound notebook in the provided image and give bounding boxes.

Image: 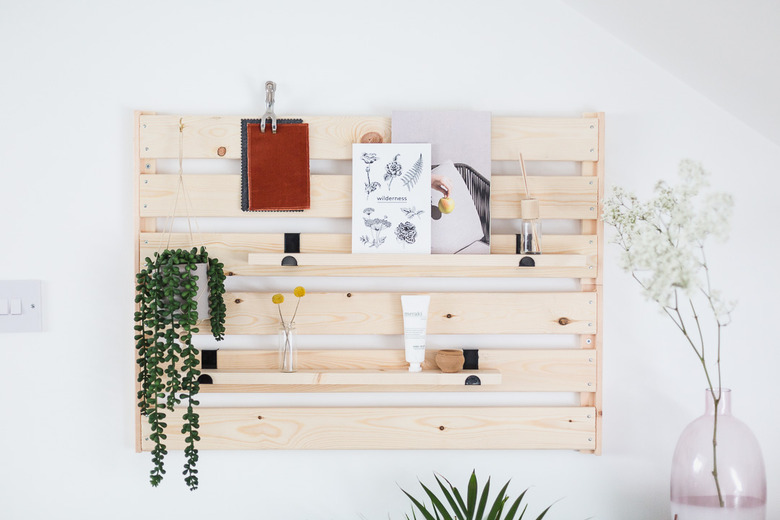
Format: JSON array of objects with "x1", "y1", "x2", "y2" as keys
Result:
[{"x1": 241, "y1": 118, "x2": 309, "y2": 211}]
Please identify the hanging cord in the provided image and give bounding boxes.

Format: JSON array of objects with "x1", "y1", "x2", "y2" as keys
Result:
[{"x1": 157, "y1": 118, "x2": 205, "y2": 255}]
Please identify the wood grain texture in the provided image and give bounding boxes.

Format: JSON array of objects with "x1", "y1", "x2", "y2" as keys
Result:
[
  {"x1": 134, "y1": 111, "x2": 157, "y2": 453},
  {"x1": 244, "y1": 252, "x2": 595, "y2": 278},
  {"x1": 133, "y1": 110, "x2": 606, "y2": 455},
  {"x1": 139, "y1": 115, "x2": 598, "y2": 161},
  {"x1": 248, "y1": 252, "x2": 589, "y2": 267},
  {"x1": 139, "y1": 174, "x2": 598, "y2": 220},
  {"x1": 199, "y1": 349, "x2": 597, "y2": 393},
  {"x1": 139, "y1": 233, "x2": 598, "y2": 276},
  {"x1": 579, "y1": 112, "x2": 605, "y2": 455},
  {"x1": 139, "y1": 115, "x2": 390, "y2": 160},
  {"x1": 140, "y1": 406, "x2": 597, "y2": 450},
  {"x1": 200, "y1": 369, "x2": 501, "y2": 386},
  {"x1": 197, "y1": 291, "x2": 597, "y2": 336},
  {"x1": 491, "y1": 116, "x2": 599, "y2": 161}
]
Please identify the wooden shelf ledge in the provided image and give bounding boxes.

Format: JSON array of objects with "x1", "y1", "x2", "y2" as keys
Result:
[
  {"x1": 199, "y1": 369, "x2": 501, "y2": 386},
  {"x1": 246, "y1": 253, "x2": 596, "y2": 278}
]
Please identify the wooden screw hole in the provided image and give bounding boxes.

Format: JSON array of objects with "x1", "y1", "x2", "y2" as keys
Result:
[{"x1": 217, "y1": 146, "x2": 226, "y2": 156}]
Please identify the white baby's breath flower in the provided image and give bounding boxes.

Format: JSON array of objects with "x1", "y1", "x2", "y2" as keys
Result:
[
  {"x1": 604, "y1": 159, "x2": 735, "y2": 508},
  {"x1": 603, "y1": 160, "x2": 733, "y2": 309}
]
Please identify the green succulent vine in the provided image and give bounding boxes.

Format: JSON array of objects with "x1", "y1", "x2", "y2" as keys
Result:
[{"x1": 134, "y1": 246, "x2": 226, "y2": 490}]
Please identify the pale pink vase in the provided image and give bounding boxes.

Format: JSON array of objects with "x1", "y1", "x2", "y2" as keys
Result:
[{"x1": 670, "y1": 389, "x2": 766, "y2": 520}]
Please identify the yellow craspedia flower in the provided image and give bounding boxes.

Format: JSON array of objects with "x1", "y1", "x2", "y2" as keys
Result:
[
  {"x1": 272, "y1": 293, "x2": 284, "y2": 304},
  {"x1": 293, "y1": 286, "x2": 306, "y2": 298}
]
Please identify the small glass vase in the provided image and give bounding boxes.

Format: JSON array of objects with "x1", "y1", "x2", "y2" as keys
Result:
[
  {"x1": 670, "y1": 389, "x2": 766, "y2": 520},
  {"x1": 278, "y1": 324, "x2": 297, "y2": 373}
]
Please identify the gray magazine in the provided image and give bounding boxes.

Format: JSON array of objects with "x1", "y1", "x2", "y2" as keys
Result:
[{"x1": 392, "y1": 111, "x2": 491, "y2": 254}]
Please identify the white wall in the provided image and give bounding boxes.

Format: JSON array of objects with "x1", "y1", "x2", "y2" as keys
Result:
[{"x1": 0, "y1": 1, "x2": 777, "y2": 518}]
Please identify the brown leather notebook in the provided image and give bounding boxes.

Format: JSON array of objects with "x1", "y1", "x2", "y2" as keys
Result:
[{"x1": 243, "y1": 121, "x2": 310, "y2": 211}]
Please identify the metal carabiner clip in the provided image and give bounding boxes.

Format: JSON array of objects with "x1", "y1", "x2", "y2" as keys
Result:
[{"x1": 260, "y1": 81, "x2": 277, "y2": 134}]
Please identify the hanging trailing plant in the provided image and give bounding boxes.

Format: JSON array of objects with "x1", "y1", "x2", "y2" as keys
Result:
[{"x1": 135, "y1": 246, "x2": 226, "y2": 490}]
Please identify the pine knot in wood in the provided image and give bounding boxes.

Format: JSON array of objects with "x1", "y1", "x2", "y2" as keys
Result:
[
  {"x1": 359, "y1": 132, "x2": 383, "y2": 143},
  {"x1": 217, "y1": 146, "x2": 227, "y2": 157},
  {"x1": 446, "y1": 313, "x2": 453, "y2": 319},
  {"x1": 558, "y1": 317, "x2": 571, "y2": 325},
  {"x1": 346, "y1": 293, "x2": 352, "y2": 297},
  {"x1": 234, "y1": 298, "x2": 242, "y2": 304},
  {"x1": 439, "y1": 425, "x2": 445, "y2": 431}
]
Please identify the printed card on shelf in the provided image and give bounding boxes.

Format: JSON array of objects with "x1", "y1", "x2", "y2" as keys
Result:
[{"x1": 352, "y1": 143, "x2": 432, "y2": 254}]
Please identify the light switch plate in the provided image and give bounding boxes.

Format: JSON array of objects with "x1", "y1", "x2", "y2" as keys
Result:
[{"x1": 0, "y1": 280, "x2": 43, "y2": 333}]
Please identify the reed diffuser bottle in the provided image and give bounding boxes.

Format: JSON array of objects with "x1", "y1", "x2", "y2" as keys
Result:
[
  {"x1": 517, "y1": 153, "x2": 542, "y2": 255},
  {"x1": 520, "y1": 198, "x2": 542, "y2": 254}
]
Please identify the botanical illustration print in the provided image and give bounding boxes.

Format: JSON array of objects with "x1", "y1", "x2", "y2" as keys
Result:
[
  {"x1": 395, "y1": 221, "x2": 417, "y2": 244},
  {"x1": 361, "y1": 152, "x2": 381, "y2": 199},
  {"x1": 359, "y1": 208, "x2": 391, "y2": 248},
  {"x1": 384, "y1": 154, "x2": 402, "y2": 188},
  {"x1": 352, "y1": 143, "x2": 431, "y2": 254},
  {"x1": 401, "y1": 154, "x2": 423, "y2": 190},
  {"x1": 401, "y1": 206, "x2": 424, "y2": 219}
]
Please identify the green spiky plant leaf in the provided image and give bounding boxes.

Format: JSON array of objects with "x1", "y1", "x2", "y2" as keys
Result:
[
  {"x1": 401, "y1": 471, "x2": 555, "y2": 520},
  {"x1": 135, "y1": 246, "x2": 226, "y2": 490}
]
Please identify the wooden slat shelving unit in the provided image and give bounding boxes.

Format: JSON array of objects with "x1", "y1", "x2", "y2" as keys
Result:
[
  {"x1": 199, "y1": 369, "x2": 502, "y2": 386},
  {"x1": 134, "y1": 112, "x2": 605, "y2": 454}
]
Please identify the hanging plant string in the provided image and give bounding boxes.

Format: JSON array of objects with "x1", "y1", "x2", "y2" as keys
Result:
[{"x1": 135, "y1": 118, "x2": 226, "y2": 491}]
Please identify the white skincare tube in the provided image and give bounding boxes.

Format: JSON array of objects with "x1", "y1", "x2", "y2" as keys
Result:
[{"x1": 401, "y1": 295, "x2": 430, "y2": 372}]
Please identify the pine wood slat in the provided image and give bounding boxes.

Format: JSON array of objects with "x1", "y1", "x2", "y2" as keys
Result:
[
  {"x1": 141, "y1": 406, "x2": 597, "y2": 450},
  {"x1": 139, "y1": 115, "x2": 598, "y2": 161},
  {"x1": 139, "y1": 115, "x2": 390, "y2": 160},
  {"x1": 579, "y1": 111, "x2": 605, "y2": 455},
  {"x1": 248, "y1": 253, "x2": 589, "y2": 268},
  {"x1": 140, "y1": 232, "x2": 597, "y2": 258},
  {"x1": 134, "y1": 110, "x2": 157, "y2": 453},
  {"x1": 198, "y1": 349, "x2": 597, "y2": 393},
  {"x1": 139, "y1": 233, "x2": 598, "y2": 277},
  {"x1": 243, "y1": 252, "x2": 595, "y2": 278},
  {"x1": 200, "y1": 369, "x2": 501, "y2": 386},
  {"x1": 139, "y1": 174, "x2": 598, "y2": 220},
  {"x1": 491, "y1": 116, "x2": 599, "y2": 161},
  {"x1": 197, "y1": 291, "x2": 597, "y2": 335}
]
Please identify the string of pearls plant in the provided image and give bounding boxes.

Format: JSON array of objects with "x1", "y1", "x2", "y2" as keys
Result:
[{"x1": 134, "y1": 247, "x2": 226, "y2": 490}]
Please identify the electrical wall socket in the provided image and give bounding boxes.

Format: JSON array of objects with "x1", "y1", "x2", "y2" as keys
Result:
[{"x1": 0, "y1": 280, "x2": 42, "y2": 333}]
